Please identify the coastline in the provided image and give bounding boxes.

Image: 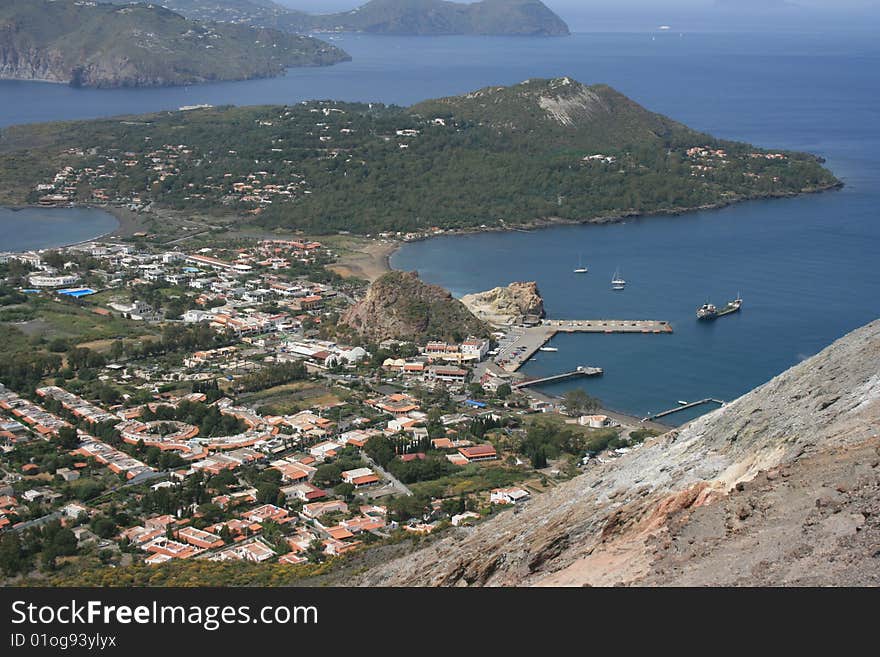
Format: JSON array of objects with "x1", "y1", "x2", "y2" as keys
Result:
[
  {"x1": 359, "y1": 180, "x2": 844, "y2": 280},
  {"x1": 0, "y1": 204, "x2": 128, "y2": 251},
  {"x1": 4, "y1": 176, "x2": 841, "y2": 263}
]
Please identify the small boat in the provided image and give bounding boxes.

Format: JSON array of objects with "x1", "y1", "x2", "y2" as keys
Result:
[
  {"x1": 539, "y1": 347, "x2": 558, "y2": 352},
  {"x1": 611, "y1": 268, "x2": 626, "y2": 290},
  {"x1": 573, "y1": 254, "x2": 588, "y2": 274},
  {"x1": 678, "y1": 400, "x2": 689, "y2": 406}
]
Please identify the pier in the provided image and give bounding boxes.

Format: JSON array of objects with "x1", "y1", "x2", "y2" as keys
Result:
[
  {"x1": 513, "y1": 366, "x2": 604, "y2": 389},
  {"x1": 545, "y1": 319, "x2": 673, "y2": 334},
  {"x1": 496, "y1": 320, "x2": 672, "y2": 373},
  {"x1": 643, "y1": 398, "x2": 725, "y2": 422}
]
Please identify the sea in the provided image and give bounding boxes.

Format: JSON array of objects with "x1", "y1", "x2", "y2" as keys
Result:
[{"x1": 1, "y1": 31, "x2": 877, "y2": 422}]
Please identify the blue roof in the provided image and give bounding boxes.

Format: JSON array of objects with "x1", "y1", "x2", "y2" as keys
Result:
[{"x1": 465, "y1": 399, "x2": 487, "y2": 408}]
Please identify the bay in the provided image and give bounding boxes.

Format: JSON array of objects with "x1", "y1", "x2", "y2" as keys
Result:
[
  {"x1": 0, "y1": 207, "x2": 118, "y2": 252},
  {"x1": 1, "y1": 30, "x2": 877, "y2": 421}
]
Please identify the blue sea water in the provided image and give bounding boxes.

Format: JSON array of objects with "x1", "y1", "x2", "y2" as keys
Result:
[
  {"x1": 0, "y1": 207, "x2": 119, "y2": 252},
  {"x1": 0, "y1": 31, "x2": 878, "y2": 420}
]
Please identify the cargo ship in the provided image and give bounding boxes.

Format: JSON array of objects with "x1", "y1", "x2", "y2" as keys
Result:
[{"x1": 697, "y1": 296, "x2": 742, "y2": 320}]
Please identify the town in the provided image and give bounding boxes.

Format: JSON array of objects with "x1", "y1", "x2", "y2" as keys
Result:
[{"x1": 0, "y1": 234, "x2": 660, "y2": 583}]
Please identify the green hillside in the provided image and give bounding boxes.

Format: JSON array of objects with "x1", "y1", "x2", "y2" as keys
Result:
[
  {"x1": 0, "y1": 0, "x2": 349, "y2": 88},
  {"x1": 0, "y1": 78, "x2": 840, "y2": 233}
]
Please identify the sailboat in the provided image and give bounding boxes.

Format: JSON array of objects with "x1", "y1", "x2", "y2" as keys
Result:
[
  {"x1": 611, "y1": 268, "x2": 626, "y2": 290},
  {"x1": 573, "y1": 254, "x2": 588, "y2": 274}
]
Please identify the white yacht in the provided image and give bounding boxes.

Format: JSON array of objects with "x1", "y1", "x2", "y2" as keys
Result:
[{"x1": 611, "y1": 268, "x2": 626, "y2": 290}]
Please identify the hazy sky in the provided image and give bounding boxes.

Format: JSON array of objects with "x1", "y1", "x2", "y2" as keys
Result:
[{"x1": 277, "y1": 0, "x2": 880, "y2": 32}]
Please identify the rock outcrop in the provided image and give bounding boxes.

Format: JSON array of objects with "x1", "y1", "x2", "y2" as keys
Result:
[
  {"x1": 341, "y1": 271, "x2": 489, "y2": 344},
  {"x1": 357, "y1": 319, "x2": 880, "y2": 586},
  {"x1": 461, "y1": 281, "x2": 545, "y2": 326}
]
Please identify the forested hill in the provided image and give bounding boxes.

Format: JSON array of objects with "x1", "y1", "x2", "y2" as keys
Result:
[
  {"x1": 0, "y1": 0, "x2": 349, "y2": 89},
  {"x1": 0, "y1": 78, "x2": 840, "y2": 234},
  {"x1": 154, "y1": 0, "x2": 571, "y2": 36}
]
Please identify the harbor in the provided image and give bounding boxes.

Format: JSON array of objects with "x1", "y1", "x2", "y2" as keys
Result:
[{"x1": 496, "y1": 320, "x2": 672, "y2": 373}]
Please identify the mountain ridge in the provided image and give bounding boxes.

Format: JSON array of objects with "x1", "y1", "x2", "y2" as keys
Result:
[
  {"x1": 155, "y1": 0, "x2": 571, "y2": 36},
  {"x1": 0, "y1": 0, "x2": 350, "y2": 88}
]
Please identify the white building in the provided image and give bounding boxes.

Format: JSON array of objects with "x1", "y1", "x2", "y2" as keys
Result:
[
  {"x1": 28, "y1": 273, "x2": 79, "y2": 288},
  {"x1": 490, "y1": 487, "x2": 531, "y2": 505}
]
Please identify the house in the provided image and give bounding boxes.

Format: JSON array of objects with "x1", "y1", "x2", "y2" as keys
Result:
[
  {"x1": 460, "y1": 338, "x2": 489, "y2": 361},
  {"x1": 427, "y1": 366, "x2": 468, "y2": 384},
  {"x1": 309, "y1": 440, "x2": 342, "y2": 461},
  {"x1": 457, "y1": 444, "x2": 497, "y2": 462},
  {"x1": 243, "y1": 504, "x2": 289, "y2": 525},
  {"x1": 490, "y1": 487, "x2": 531, "y2": 505},
  {"x1": 366, "y1": 393, "x2": 420, "y2": 416},
  {"x1": 578, "y1": 414, "x2": 618, "y2": 429},
  {"x1": 212, "y1": 539, "x2": 276, "y2": 563},
  {"x1": 341, "y1": 467, "x2": 380, "y2": 488},
  {"x1": 281, "y1": 482, "x2": 326, "y2": 503},
  {"x1": 302, "y1": 500, "x2": 348, "y2": 519},
  {"x1": 177, "y1": 526, "x2": 224, "y2": 550},
  {"x1": 144, "y1": 515, "x2": 177, "y2": 531},
  {"x1": 451, "y1": 511, "x2": 481, "y2": 526}
]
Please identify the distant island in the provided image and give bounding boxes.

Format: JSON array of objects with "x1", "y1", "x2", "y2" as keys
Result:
[
  {"x1": 0, "y1": 77, "x2": 839, "y2": 232},
  {"x1": 155, "y1": 0, "x2": 571, "y2": 36},
  {"x1": 0, "y1": 0, "x2": 350, "y2": 89}
]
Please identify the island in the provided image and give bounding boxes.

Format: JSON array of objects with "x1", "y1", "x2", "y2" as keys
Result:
[
  {"x1": 0, "y1": 77, "x2": 840, "y2": 234},
  {"x1": 154, "y1": 0, "x2": 571, "y2": 37},
  {"x1": 0, "y1": 0, "x2": 350, "y2": 89}
]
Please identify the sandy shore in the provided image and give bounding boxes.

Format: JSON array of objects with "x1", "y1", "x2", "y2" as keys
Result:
[{"x1": 329, "y1": 239, "x2": 398, "y2": 282}]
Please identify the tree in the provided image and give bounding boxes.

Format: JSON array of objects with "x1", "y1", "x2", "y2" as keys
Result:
[
  {"x1": 90, "y1": 516, "x2": 117, "y2": 539},
  {"x1": 0, "y1": 532, "x2": 23, "y2": 577},
  {"x1": 333, "y1": 482, "x2": 355, "y2": 501},
  {"x1": 364, "y1": 435, "x2": 395, "y2": 469},
  {"x1": 496, "y1": 383, "x2": 512, "y2": 399},
  {"x1": 256, "y1": 483, "x2": 280, "y2": 505},
  {"x1": 56, "y1": 425, "x2": 80, "y2": 450},
  {"x1": 562, "y1": 388, "x2": 600, "y2": 416}
]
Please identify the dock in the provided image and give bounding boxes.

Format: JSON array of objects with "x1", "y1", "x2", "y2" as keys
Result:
[
  {"x1": 643, "y1": 398, "x2": 725, "y2": 422},
  {"x1": 545, "y1": 319, "x2": 673, "y2": 334},
  {"x1": 512, "y1": 366, "x2": 604, "y2": 389},
  {"x1": 496, "y1": 320, "x2": 672, "y2": 373}
]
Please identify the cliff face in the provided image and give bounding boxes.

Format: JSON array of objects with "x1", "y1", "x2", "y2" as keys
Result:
[
  {"x1": 460, "y1": 281, "x2": 545, "y2": 327},
  {"x1": 358, "y1": 319, "x2": 880, "y2": 586},
  {"x1": 0, "y1": 0, "x2": 349, "y2": 88},
  {"x1": 341, "y1": 271, "x2": 489, "y2": 343}
]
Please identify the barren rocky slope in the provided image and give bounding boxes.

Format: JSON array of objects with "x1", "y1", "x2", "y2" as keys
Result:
[
  {"x1": 461, "y1": 281, "x2": 544, "y2": 326},
  {"x1": 358, "y1": 319, "x2": 880, "y2": 586}
]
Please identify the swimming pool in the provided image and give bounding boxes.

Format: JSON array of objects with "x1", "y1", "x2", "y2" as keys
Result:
[{"x1": 57, "y1": 288, "x2": 97, "y2": 298}]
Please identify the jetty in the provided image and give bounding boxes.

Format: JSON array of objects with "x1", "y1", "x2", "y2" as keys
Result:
[
  {"x1": 496, "y1": 320, "x2": 672, "y2": 373},
  {"x1": 512, "y1": 366, "x2": 603, "y2": 389},
  {"x1": 643, "y1": 398, "x2": 725, "y2": 422}
]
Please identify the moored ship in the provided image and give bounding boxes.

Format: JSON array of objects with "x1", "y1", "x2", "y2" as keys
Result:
[{"x1": 697, "y1": 295, "x2": 742, "y2": 320}]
